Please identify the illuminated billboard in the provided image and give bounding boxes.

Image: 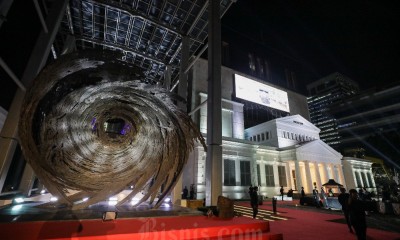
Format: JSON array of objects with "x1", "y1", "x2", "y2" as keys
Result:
[{"x1": 234, "y1": 74, "x2": 290, "y2": 112}]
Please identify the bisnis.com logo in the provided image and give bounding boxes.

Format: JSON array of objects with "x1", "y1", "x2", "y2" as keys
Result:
[{"x1": 137, "y1": 218, "x2": 264, "y2": 240}]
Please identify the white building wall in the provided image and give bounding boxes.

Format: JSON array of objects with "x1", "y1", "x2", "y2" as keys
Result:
[
  {"x1": 342, "y1": 157, "x2": 375, "y2": 192},
  {"x1": 199, "y1": 92, "x2": 244, "y2": 139}
]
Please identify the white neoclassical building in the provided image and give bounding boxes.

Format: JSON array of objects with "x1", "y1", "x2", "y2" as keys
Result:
[
  {"x1": 342, "y1": 157, "x2": 376, "y2": 191},
  {"x1": 180, "y1": 59, "x2": 376, "y2": 200},
  {"x1": 183, "y1": 111, "x2": 348, "y2": 199}
]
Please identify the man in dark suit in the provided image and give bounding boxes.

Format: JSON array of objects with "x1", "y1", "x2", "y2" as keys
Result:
[
  {"x1": 250, "y1": 187, "x2": 259, "y2": 219},
  {"x1": 348, "y1": 189, "x2": 367, "y2": 240},
  {"x1": 338, "y1": 187, "x2": 353, "y2": 233}
]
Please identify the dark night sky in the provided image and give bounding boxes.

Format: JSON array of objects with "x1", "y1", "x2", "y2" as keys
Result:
[
  {"x1": 221, "y1": 0, "x2": 400, "y2": 94},
  {"x1": 1, "y1": 0, "x2": 400, "y2": 110}
]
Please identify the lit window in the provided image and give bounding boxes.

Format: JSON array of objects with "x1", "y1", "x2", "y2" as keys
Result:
[
  {"x1": 278, "y1": 166, "x2": 287, "y2": 187},
  {"x1": 224, "y1": 159, "x2": 236, "y2": 186},
  {"x1": 265, "y1": 165, "x2": 275, "y2": 187},
  {"x1": 240, "y1": 161, "x2": 251, "y2": 186}
]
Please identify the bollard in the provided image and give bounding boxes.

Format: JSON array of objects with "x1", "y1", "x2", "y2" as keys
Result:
[{"x1": 272, "y1": 197, "x2": 277, "y2": 214}]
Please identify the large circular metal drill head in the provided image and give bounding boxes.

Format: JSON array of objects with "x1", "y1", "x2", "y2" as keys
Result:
[{"x1": 18, "y1": 51, "x2": 205, "y2": 209}]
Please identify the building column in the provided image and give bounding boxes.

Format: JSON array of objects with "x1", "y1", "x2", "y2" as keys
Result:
[
  {"x1": 354, "y1": 171, "x2": 359, "y2": 188},
  {"x1": 362, "y1": 172, "x2": 368, "y2": 188},
  {"x1": 329, "y1": 163, "x2": 335, "y2": 181},
  {"x1": 337, "y1": 164, "x2": 346, "y2": 189},
  {"x1": 368, "y1": 172, "x2": 376, "y2": 188},
  {"x1": 355, "y1": 171, "x2": 363, "y2": 188},
  {"x1": 273, "y1": 164, "x2": 279, "y2": 187},
  {"x1": 363, "y1": 171, "x2": 371, "y2": 187},
  {"x1": 205, "y1": 0, "x2": 222, "y2": 206},
  {"x1": 322, "y1": 163, "x2": 330, "y2": 183},
  {"x1": 294, "y1": 160, "x2": 302, "y2": 192},
  {"x1": 250, "y1": 158, "x2": 257, "y2": 187},
  {"x1": 285, "y1": 162, "x2": 292, "y2": 190},
  {"x1": 304, "y1": 161, "x2": 313, "y2": 193},
  {"x1": 313, "y1": 162, "x2": 322, "y2": 190}
]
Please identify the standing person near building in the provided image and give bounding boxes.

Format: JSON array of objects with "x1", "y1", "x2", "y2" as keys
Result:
[
  {"x1": 182, "y1": 186, "x2": 188, "y2": 199},
  {"x1": 348, "y1": 189, "x2": 367, "y2": 240},
  {"x1": 250, "y1": 186, "x2": 259, "y2": 219},
  {"x1": 299, "y1": 187, "x2": 306, "y2": 205},
  {"x1": 313, "y1": 187, "x2": 320, "y2": 208},
  {"x1": 338, "y1": 188, "x2": 353, "y2": 233},
  {"x1": 189, "y1": 184, "x2": 195, "y2": 200},
  {"x1": 280, "y1": 186, "x2": 284, "y2": 200},
  {"x1": 358, "y1": 188, "x2": 365, "y2": 201},
  {"x1": 248, "y1": 186, "x2": 254, "y2": 199}
]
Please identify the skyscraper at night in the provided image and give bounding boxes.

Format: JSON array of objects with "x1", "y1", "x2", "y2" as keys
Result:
[{"x1": 306, "y1": 72, "x2": 359, "y2": 148}]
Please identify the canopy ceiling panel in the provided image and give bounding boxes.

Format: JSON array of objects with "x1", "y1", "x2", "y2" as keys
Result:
[{"x1": 58, "y1": 0, "x2": 234, "y2": 85}]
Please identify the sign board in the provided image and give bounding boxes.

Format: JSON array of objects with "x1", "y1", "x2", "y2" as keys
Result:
[{"x1": 235, "y1": 74, "x2": 290, "y2": 112}]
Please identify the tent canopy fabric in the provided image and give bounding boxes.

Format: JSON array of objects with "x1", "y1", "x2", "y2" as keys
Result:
[{"x1": 322, "y1": 179, "x2": 343, "y2": 187}]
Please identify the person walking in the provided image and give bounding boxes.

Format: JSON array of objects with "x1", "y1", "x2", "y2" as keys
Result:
[
  {"x1": 348, "y1": 189, "x2": 367, "y2": 240},
  {"x1": 338, "y1": 187, "x2": 353, "y2": 233},
  {"x1": 250, "y1": 186, "x2": 259, "y2": 219},
  {"x1": 280, "y1": 186, "x2": 284, "y2": 201}
]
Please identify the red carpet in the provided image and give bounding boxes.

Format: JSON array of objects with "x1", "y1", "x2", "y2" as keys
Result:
[
  {"x1": 0, "y1": 215, "x2": 282, "y2": 240},
  {"x1": 1, "y1": 202, "x2": 399, "y2": 240},
  {"x1": 237, "y1": 201, "x2": 400, "y2": 240}
]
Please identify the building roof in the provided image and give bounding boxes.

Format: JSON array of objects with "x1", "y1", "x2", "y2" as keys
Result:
[{"x1": 59, "y1": 0, "x2": 235, "y2": 85}]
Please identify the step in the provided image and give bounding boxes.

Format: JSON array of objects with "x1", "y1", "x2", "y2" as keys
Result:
[{"x1": 0, "y1": 215, "x2": 273, "y2": 240}]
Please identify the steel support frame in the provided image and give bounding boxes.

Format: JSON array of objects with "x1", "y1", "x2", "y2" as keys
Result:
[
  {"x1": 171, "y1": 36, "x2": 190, "y2": 205},
  {"x1": 0, "y1": 0, "x2": 69, "y2": 195},
  {"x1": 205, "y1": 0, "x2": 222, "y2": 206}
]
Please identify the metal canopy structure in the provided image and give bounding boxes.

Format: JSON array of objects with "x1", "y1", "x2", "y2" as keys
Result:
[
  {"x1": 0, "y1": 0, "x2": 232, "y2": 203},
  {"x1": 58, "y1": 0, "x2": 234, "y2": 85}
]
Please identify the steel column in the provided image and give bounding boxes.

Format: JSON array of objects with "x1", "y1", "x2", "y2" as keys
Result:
[
  {"x1": 172, "y1": 36, "x2": 190, "y2": 205},
  {"x1": 205, "y1": 0, "x2": 222, "y2": 206}
]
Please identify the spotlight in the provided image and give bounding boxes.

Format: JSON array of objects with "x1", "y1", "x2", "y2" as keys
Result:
[
  {"x1": 102, "y1": 211, "x2": 117, "y2": 221},
  {"x1": 14, "y1": 197, "x2": 24, "y2": 204},
  {"x1": 164, "y1": 197, "x2": 171, "y2": 203},
  {"x1": 11, "y1": 205, "x2": 22, "y2": 211},
  {"x1": 50, "y1": 197, "x2": 58, "y2": 202}
]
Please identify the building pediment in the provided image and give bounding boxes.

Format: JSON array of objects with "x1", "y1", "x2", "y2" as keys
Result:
[
  {"x1": 276, "y1": 114, "x2": 320, "y2": 132},
  {"x1": 292, "y1": 140, "x2": 343, "y2": 164}
]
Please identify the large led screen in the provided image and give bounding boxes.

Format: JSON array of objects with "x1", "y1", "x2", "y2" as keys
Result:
[{"x1": 235, "y1": 74, "x2": 290, "y2": 112}]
